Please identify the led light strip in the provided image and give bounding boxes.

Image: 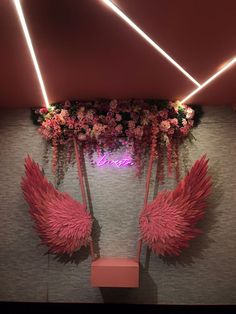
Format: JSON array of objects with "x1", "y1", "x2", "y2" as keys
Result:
[
  {"x1": 13, "y1": 0, "x2": 50, "y2": 108},
  {"x1": 180, "y1": 57, "x2": 236, "y2": 104},
  {"x1": 102, "y1": 1, "x2": 236, "y2": 104},
  {"x1": 101, "y1": 0, "x2": 200, "y2": 87},
  {"x1": 13, "y1": 0, "x2": 236, "y2": 107}
]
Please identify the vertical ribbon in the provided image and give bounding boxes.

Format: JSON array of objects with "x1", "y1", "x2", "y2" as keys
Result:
[
  {"x1": 136, "y1": 147, "x2": 155, "y2": 262},
  {"x1": 143, "y1": 149, "x2": 155, "y2": 208},
  {"x1": 73, "y1": 137, "x2": 87, "y2": 208},
  {"x1": 73, "y1": 137, "x2": 95, "y2": 260}
]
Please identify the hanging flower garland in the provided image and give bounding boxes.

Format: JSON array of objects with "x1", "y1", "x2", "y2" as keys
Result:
[{"x1": 32, "y1": 99, "x2": 203, "y2": 183}]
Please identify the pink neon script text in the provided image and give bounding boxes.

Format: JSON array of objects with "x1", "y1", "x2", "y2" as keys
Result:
[{"x1": 96, "y1": 154, "x2": 134, "y2": 167}]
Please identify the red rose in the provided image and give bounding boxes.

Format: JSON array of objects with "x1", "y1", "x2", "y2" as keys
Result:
[{"x1": 39, "y1": 107, "x2": 48, "y2": 114}]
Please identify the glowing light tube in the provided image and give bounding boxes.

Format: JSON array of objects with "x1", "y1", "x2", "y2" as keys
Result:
[
  {"x1": 180, "y1": 57, "x2": 236, "y2": 104},
  {"x1": 13, "y1": 0, "x2": 50, "y2": 108},
  {"x1": 101, "y1": 0, "x2": 200, "y2": 87}
]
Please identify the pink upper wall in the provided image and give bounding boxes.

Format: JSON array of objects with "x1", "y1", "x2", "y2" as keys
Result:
[{"x1": 0, "y1": 0, "x2": 236, "y2": 107}]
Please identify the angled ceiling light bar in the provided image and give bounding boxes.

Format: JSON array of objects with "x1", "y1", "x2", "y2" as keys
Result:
[
  {"x1": 13, "y1": 0, "x2": 50, "y2": 108},
  {"x1": 180, "y1": 57, "x2": 236, "y2": 104},
  {"x1": 101, "y1": 0, "x2": 200, "y2": 87}
]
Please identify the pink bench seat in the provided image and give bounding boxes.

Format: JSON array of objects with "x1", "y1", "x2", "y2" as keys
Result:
[{"x1": 91, "y1": 257, "x2": 139, "y2": 288}]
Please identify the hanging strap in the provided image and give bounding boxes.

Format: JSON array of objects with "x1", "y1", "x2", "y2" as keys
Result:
[
  {"x1": 143, "y1": 149, "x2": 155, "y2": 208},
  {"x1": 136, "y1": 148, "x2": 155, "y2": 262},
  {"x1": 73, "y1": 137, "x2": 87, "y2": 207},
  {"x1": 73, "y1": 137, "x2": 95, "y2": 260}
]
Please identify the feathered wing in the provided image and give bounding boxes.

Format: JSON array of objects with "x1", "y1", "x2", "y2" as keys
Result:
[
  {"x1": 21, "y1": 156, "x2": 92, "y2": 255},
  {"x1": 139, "y1": 155, "x2": 212, "y2": 256}
]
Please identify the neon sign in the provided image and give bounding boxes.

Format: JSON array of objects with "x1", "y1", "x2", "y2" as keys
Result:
[{"x1": 96, "y1": 154, "x2": 134, "y2": 168}]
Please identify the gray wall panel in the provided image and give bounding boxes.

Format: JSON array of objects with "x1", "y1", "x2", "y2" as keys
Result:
[{"x1": 0, "y1": 107, "x2": 235, "y2": 303}]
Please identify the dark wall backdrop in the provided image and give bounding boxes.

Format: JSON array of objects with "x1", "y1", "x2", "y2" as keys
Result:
[{"x1": 0, "y1": 106, "x2": 235, "y2": 304}]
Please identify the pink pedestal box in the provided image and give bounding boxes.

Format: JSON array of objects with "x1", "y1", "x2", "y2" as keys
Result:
[{"x1": 91, "y1": 257, "x2": 139, "y2": 288}]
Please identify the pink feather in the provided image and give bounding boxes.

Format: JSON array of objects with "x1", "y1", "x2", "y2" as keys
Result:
[
  {"x1": 139, "y1": 155, "x2": 212, "y2": 256},
  {"x1": 21, "y1": 156, "x2": 92, "y2": 255}
]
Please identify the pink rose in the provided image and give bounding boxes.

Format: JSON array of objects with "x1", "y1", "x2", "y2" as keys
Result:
[
  {"x1": 115, "y1": 124, "x2": 123, "y2": 133},
  {"x1": 160, "y1": 120, "x2": 171, "y2": 132},
  {"x1": 128, "y1": 120, "x2": 136, "y2": 129},
  {"x1": 134, "y1": 126, "x2": 143, "y2": 138},
  {"x1": 152, "y1": 125, "x2": 159, "y2": 135},
  {"x1": 170, "y1": 118, "x2": 178, "y2": 126},
  {"x1": 66, "y1": 118, "x2": 75, "y2": 129},
  {"x1": 168, "y1": 128, "x2": 174, "y2": 135},
  {"x1": 115, "y1": 113, "x2": 122, "y2": 122},
  {"x1": 77, "y1": 111, "x2": 85, "y2": 119},
  {"x1": 93, "y1": 123, "x2": 104, "y2": 136},
  {"x1": 60, "y1": 109, "x2": 69, "y2": 118},
  {"x1": 57, "y1": 114, "x2": 65, "y2": 125},
  {"x1": 188, "y1": 119, "x2": 194, "y2": 127},
  {"x1": 86, "y1": 111, "x2": 94, "y2": 121},
  {"x1": 186, "y1": 107, "x2": 195, "y2": 119},
  {"x1": 180, "y1": 125, "x2": 190, "y2": 135},
  {"x1": 78, "y1": 134, "x2": 86, "y2": 141},
  {"x1": 39, "y1": 107, "x2": 48, "y2": 114},
  {"x1": 110, "y1": 119, "x2": 117, "y2": 128}
]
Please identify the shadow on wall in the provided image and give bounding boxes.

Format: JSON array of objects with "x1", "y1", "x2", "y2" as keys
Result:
[
  {"x1": 99, "y1": 264, "x2": 158, "y2": 304},
  {"x1": 53, "y1": 217, "x2": 101, "y2": 265}
]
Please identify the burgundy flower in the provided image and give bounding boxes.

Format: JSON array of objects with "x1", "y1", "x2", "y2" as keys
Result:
[
  {"x1": 109, "y1": 118, "x2": 117, "y2": 128},
  {"x1": 131, "y1": 112, "x2": 139, "y2": 123},
  {"x1": 115, "y1": 113, "x2": 122, "y2": 122},
  {"x1": 134, "y1": 126, "x2": 143, "y2": 138},
  {"x1": 86, "y1": 110, "x2": 94, "y2": 121},
  {"x1": 110, "y1": 99, "x2": 118, "y2": 111},
  {"x1": 180, "y1": 125, "x2": 190, "y2": 135},
  {"x1": 64, "y1": 100, "x2": 71, "y2": 109},
  {"x1": 115, "y1": 124, "x2": 123, "y2": 133},
  {"x1": 78, "y1": 134, "x2": 87, "y2": 141},
  {"x1": 167, "y1": 128, "x2": 174, "y2": 135},
  {"x1": 39, "y1": 107, "x2": 48, "y2": 114},
  {"x1": 128, "y1": 120, "x2": 136, "y2": 129},
  {"x1": 159, "y1": 109, "x2": 168, "y2": 119},
  {"x1": 106, "y1": 115, "x2": 112, "y2": 123}
]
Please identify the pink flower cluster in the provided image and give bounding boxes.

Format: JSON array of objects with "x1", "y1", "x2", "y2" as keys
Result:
[
  {"x1": 37, "y1": 99, "x2": 195, "y2": 176},
  {"x1": 39, "y1": 100, "x2": 194, "y2": 143}
]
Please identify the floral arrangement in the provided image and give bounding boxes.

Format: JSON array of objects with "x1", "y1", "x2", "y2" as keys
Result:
[{"x1": 33, "y1": 99, "x2": 202, "y2": 183}]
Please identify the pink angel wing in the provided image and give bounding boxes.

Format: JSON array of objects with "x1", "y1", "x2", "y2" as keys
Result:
[
  {"x1": 139, "y1": 155, "x2": 212, "y2": 256},
  {"x1": 21, "y1": 156, "x2": 92, "y2": 255}
]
